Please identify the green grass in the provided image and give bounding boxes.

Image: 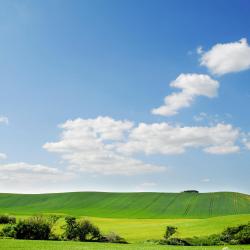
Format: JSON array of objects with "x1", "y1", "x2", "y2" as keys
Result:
[
  {"x1": 88, "y1": 214, "x2": 250, "y2": 242},
  {"x1": 1, "y1": 214, "x2": 249, "y2": 243},
  {"x1": 0, "y1": 239, "x2": 250, "y2": 250},
  {"x1": 0, "y1": 192, "x2": 249, "y2": 246},
  {"x1": 0, "y1": 192, "x2": 249, "y2": 219}
]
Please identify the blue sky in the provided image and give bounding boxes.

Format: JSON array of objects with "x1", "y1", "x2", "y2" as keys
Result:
[{"x1": 0, "y1": 0, "x2": 250, "y2": 193}]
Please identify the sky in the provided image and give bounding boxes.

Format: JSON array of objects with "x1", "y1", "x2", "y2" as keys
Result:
[{"x1": 0, "y1": 0, "x2": 250, "y2": 194}]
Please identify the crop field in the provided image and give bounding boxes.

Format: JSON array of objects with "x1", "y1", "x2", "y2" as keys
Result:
[
  {"x1": 0, "y1": 192, "x2": 249, "y2": 219},
  {"x1": 39, "y1": 214, "x2": 249, "y2": 243},
  {"x1": 0, "y1": 239, "x2": 250, "y2": 250},
  {"x1": 1, "y1": 214, "x2": 250, "y2": 243},
  {"x1": 0, "y1": 192, "x2": 249, "y2": 248}
]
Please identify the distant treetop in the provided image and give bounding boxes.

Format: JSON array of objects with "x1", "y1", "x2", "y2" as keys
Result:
[{"x1": 182, "y1": 190, "x2": 199, "y2": 193}]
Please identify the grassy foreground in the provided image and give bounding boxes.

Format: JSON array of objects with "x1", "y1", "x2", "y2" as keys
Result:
[
  {"x1": 0, "y1": 192, "x2": 249, "y2": 218},
  {"x1": 1, "y1": 214, "x2": 249, "y2": 243},
  {"x1": 86, "y1": 214, "x2": 250, "y2": 242},
  {"x1": 0, "y1": 239, "x2": 250, "y2": 250}
]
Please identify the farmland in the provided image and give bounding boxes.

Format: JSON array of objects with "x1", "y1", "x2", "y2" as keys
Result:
[
  {"x1": 0, "y1": 192, "x2": 249, "y2": 248},
  {"x1": 0, "y1": 191, "x2": 249, "y2": 219}
]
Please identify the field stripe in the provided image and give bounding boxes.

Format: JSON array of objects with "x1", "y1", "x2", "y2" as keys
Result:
[
  {"x1": 234, "y1": 193, "x2": 238, "y2": 214},
  {"x1": 209, "y1": 194, "x2": 214, "y2": 217},
  {"x1": 183, "y1": 194, "x2": 198, "y2": 217}
]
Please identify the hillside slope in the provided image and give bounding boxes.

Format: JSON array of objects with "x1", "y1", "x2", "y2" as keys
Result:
[{"x1": 0, "y1": 192, "x2": 249, "y2": 218}]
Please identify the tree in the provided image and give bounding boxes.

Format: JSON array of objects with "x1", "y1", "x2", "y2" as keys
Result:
[
  {"x1": 64, "y1": 216, "x2": 78, "y2": 240},
  {"x1": 164, "y1": 226, "x2": 177, "y2": 240},
  {"x1": 77, "y1": 219, "x2": 101, "y2": 241}
]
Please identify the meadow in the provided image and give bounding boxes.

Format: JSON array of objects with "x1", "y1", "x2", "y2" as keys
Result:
[
  {"x1": 0, "y1": 239, "x2": 250, "y2": 250},
  {"x1": 0, "y1": 192, "x2": 249, "y2": 249},
  {"x1": 47, "y1": 214, "x2": 250, "y2": 243},
  {"x1": 0, "y1": 192, "x2": 249, "y2": 218}
]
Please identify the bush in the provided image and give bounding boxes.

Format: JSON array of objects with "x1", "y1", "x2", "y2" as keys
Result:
[
  {"x1": 64, "y1": 216, "x2": 78, "y2": 240},
  {"x1": 14, "y1": 216, "x2": 51, "y2": 240},
  {"x1": 1, "y1": 225, "x2": 16, "y2": 238},
  {"x1": 101, "y1": 232, "x2": 127, "y2": 244},
  {"x1": 64, "y1": 217, "x2": 127, "y2": 243},
  {"x1": 47, "y1": 215, "x2": 61, "y2": 227},
  {"x1": 164, "y1": 226, "x2": 177, "y2": 240},
  {"x1": 64, "y1": 217, "x2": 102, "y2": 242},
  {"x1": 77, "y1": 219, "x2": 101, "y2": 241},
  {"x1": 220, "y1": 222, "x2": 250, "y2": 244},
  {"x1": 183, "y1": 222, "x2": 250, "y2": 246},
  {"x1": 0, "y1": 215, "x2": 16, "y2": 224},
  {"x1": 159, "y1": 237, "x2": 190, "y2": 246},
  {"x1": 185, "y1": 234, "x2": 223, "y2": 246}
]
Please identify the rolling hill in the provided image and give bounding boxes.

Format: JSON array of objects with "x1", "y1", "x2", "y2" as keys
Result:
[{"x1": 0, "y1": 191, "x2": 249, "y2": 219}]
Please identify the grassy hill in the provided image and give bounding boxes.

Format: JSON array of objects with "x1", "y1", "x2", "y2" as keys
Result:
[{"x1": 0, "y1": 191, "x2": 249, "y2": 219}]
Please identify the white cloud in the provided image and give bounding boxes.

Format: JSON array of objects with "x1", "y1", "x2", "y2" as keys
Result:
[
  {"x1": 0, "y1": 162, "x2": 60, "y2": 175},
  {"x1": 193, "y1": 112, "x2": 232, "y2": 125},
  {"x1": 44, "y1": 116, "x2": 166, "y2": 175},
  {"x1": 0, "y1": 116, "x2": 9, "y2": 125},
  {"x1": 0, "y1": 153, "x2": 7, "y2": 160},
  {"x1": 44, "y1": 117, "x2": 240, "y2": 177},
  {"x1": 0, "y1": 161, "x2": 75, "y2": 193},
  {"x1": 196, "y1": 46, "x2": 203, "y2": 55},
  {"x1": 152, "y1": 74, "x2": 219, "y2": 116},
  {"x1": 119, "y1": 123, "x2": 240, "y2": 155},
  {"x1": 200, "y1": 38, "x2": 250, "y2": 75}
]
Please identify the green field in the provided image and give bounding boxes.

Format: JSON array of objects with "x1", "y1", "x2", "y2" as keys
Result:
[
  {"x1": 1, "y1": 214, "x2": 250, "y2": 243},
  {"x1": 0, "y1": 239, "x2": 250, "y2": 250},
  {"x1": 0, "y1": 192, "x2": 249, "y2": 219},
  {"x1": 0, "y1": 192, "x2": 249, "y2": 248}
]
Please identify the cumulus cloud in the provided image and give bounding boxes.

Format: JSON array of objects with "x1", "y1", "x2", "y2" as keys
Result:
[
  {"x1": 151, "y1": 74, "x2": 219, "y2": 116},
  {"x1": 0, "y1": 116, "x2": 9, "y2": 125},
  {"x1": 43, "y1": 116, "x2": 166, "y2": 175},
  {"x1": 118, "y1": 123, "x2": 240, "y2": 155},
  {"x1": 0, "y1": 153, "x2": 7, "y2": 160},
  {"x1": 0, "y1": 161, "x2": 75, "y2": 193},
  {"x1": 43, "y1": 117, "x2": 240, "y2": 176},
  {"x1": 0, "y1": 161, "x2": 75, "y2": 182},
  {"x1": 0, "y1": 162, "x2": 60, "y2": 175},
  {"x1": 200, "y1": 38, "x2": 250, "y2": 75}
]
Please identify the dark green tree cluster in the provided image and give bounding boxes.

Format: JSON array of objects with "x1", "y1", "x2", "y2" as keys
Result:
[
  {"x1": 64, "y1": 216, "x2": 126, "y2": 243},
  {"x1": 159, "y1": 223, "x2": 250, "y2": 246},
  {"x1": 0, "y1": 215, "x2": 16, "y2": 224},
  {"x1": 0, "y1": 215, "x2": 126, "y2": 244},
  {"x1": 64, "y1": 216, "x2": 101, "y2": 241},
  {"x1": 1, "y1": 216, "x2": 52, "y2": 240}
]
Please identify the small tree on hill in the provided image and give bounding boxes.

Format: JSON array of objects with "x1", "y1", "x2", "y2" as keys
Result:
[{"x1": 164, "y1": 226, "x2": 177, "y2": 240}]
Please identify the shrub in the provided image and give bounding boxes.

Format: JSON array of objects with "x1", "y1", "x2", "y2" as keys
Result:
[
  {"x1": 159, "y1": 237, "x2": 190, "y2": 246},
  {"x1": 1, "y1": 225, "x2": 15, "y2": 238},
  {"x1": 47, "y1": 215, "x2": 61, "y2": 227},
  {"x1": 220, "y1": 222, "x2": 250, "y2": 244},
  {"x1": 185, "y1": 234, "x2": 223, "y2": 246},
  {"x1": 77, "y1": 219, "x2": 101, "y2": 241},
  {"x1": 64, "y1": 216, "x2": 78, "y2": 240},
  {"x1": 64, "y1": 217, "x2": 102, "y2": 242},
  {"x1": 0, "y1": 215, "x2": 16, "y2": 224},
  {"x1": 64, "y1": 217, "x2": 127, "y2": 243},
  {"x1": 14, "y1": 216, "x2": 51, "y2": 240},
  {"x1": 101, "y1": 232, "x2": 128, "y2": 244},
  {"x1": 164, "y1": 226, "x2": 177, "y2": 239}
]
